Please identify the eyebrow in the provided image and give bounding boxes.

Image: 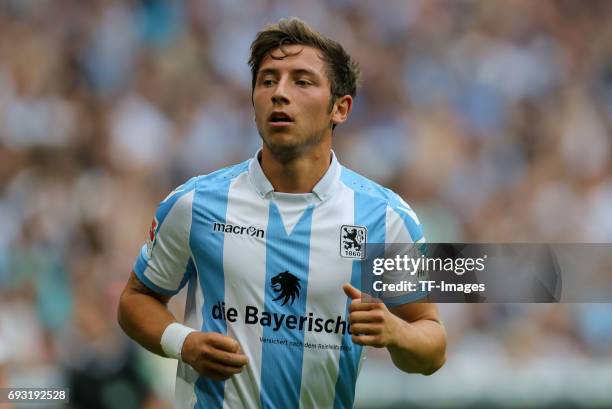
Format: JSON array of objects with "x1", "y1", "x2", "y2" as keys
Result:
[{"x1": 258, "y1": 68, "x2": 320, "y2": 78}]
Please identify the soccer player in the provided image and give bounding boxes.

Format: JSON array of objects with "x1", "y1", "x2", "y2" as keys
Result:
[{"x1": 118, "y1": 18, "x2": 446, "y2": 409}]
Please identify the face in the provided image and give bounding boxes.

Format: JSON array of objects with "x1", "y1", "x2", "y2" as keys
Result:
[{"x1": 253, "y1": 45, "x2": 350, "y2": 161}]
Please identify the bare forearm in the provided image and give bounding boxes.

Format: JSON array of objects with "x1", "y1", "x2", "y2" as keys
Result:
[
  {"x1": 387, "y1": 318, "x2": 446, "y2": 375},
  {"x1": 117, "y1": 272, "x2": 176, "y2": 356},
  {"x1": 118, "y1": 292, "x2": 176, "y2": 356}
]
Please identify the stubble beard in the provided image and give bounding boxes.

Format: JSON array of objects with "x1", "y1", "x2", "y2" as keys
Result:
[{"x1": 260, "y1": 125, "x2": 329, "y2": 163}]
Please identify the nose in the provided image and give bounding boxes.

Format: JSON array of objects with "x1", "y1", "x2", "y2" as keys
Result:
[{"x1": 271, "y1": 78, "x2": 290, "y2": 105}]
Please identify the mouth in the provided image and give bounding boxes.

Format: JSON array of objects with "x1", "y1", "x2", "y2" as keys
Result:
[{"x1": 268, "y1": 111, "x2": 294, "y2": 127}]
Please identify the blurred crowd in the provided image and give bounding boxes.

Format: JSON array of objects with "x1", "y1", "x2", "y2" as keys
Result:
[{"x1": 0, "y1": 0, "x2": 611, "y2": 408}]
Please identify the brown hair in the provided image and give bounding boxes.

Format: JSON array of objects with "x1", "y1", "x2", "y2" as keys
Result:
[{"x1": 248, "y1": 18, "x2": 360, "y2": 107}]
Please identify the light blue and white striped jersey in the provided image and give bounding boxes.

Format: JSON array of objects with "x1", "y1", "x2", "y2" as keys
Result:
[{"x1": 133, "y1": 150, "x2": 425, "y2": 409}]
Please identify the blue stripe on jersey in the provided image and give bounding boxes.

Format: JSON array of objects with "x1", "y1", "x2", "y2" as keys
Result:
[
  {"x1": 190, "y1": 162, "x2": 249, "y2": 409},
  {"x1": 260, "y1": 202, "x2": 314, "y2": 409},
  {"x1": 334, "y1": 169, "x2": 388, "y2": 409}
]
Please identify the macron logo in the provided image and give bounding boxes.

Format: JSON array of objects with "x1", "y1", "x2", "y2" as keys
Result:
[{"x1": 213, "y1": 222, "x2": 265, "y2": 239}]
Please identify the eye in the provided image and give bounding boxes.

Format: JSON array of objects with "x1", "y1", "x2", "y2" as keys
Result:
[
  {"x1": 296, "y1": 79, "x2": 310, "y2": 87},
  {"x1": 261, "y1": 79, "x2": 275, "y2": 87}
]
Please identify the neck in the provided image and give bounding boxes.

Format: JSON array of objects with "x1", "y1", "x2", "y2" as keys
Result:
[{"x1": 260, "y1": 140, "x2": 332, "y2": 194}]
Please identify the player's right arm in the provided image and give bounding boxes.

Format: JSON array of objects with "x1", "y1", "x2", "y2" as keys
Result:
[
  {"x1": 118, "y1": 271, "x2": 175, "y2": 356},
  {"x1": 118, "y1": 272, "x2": 248, "y2": 380},
  {"x1": 117, "y1": 178, "x2": 247, "y2": 380}
]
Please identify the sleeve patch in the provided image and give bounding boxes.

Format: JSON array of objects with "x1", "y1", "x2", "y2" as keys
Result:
[{"x1": 146, "y1": 216, "x2": 159, "y2": 258}]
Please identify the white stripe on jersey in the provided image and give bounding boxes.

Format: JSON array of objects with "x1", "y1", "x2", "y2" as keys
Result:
[
  {"x1": 299, "y1": 182, "x2": 357, "y2": 409},
  {"x1": 222, "y1": 172, "x2": 269, "y2": 409},
  {"x1": 386, "y1": 205, "x2": 413, "y2": 243}
]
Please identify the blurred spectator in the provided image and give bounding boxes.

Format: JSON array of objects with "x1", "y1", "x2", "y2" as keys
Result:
[
  {"x1": 0, "y1": 354, "x2": 13, "y2": 409},
  {"x1": 1, "y1": 0, "x2": 611, "y2": 408},
  {"x1": 57, "y1": 285, "x2": 167, "y2": 409}
]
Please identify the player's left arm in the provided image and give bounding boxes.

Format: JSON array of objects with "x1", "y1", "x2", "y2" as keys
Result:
[{"x1": 344, "y1": 284, "x2": 446, "y2": 375}]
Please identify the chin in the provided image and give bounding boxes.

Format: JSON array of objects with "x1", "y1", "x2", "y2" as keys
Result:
[
  {"x1": 265, "y1": 140, "x2": 304, "y2": 162},
  {"x1": 273, "y1": 134, "x2": 304, "y2": 147},
  {"x1": 262, "y1": 129, "x2": 301, "y2": 147},
  {"x1": 259, "y1": 128, "x2": 325, "y2": 162}
]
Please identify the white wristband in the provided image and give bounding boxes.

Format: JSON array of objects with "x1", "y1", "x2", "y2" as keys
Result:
[{"x1": 160, "y1": 323, "x2": 196, "y2": 361}]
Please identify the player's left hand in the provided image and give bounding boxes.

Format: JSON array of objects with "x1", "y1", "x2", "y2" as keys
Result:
[{"x1": 343, "y1": 283, "x2": 402, "y2": 348}]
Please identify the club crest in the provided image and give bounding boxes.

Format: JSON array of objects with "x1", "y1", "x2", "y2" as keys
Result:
[{"x1": 340, "y1": 225, "x2": 367, "y2": 259}]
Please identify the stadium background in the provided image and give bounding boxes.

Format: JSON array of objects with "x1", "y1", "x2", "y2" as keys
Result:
[{"x1": 1, "y1": 0, "x2": 611, "y2": 408}]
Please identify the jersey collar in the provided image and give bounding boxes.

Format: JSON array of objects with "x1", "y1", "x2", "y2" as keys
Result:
[{"x1": 248, "y1": 149, "x2": 341, "y2": 202}]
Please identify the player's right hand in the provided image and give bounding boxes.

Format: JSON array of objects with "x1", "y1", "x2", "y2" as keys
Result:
[{"x1": 181, "y1": 332, "x2": 249, "y2": 380}]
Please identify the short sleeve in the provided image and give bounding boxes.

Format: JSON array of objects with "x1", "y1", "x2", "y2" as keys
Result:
[
  {"x1": 380, "y1": 196, "x2": 428, "y2": 306},
  {"x1": 133, "y1": 177, "x2": 198, "y2": 296}
]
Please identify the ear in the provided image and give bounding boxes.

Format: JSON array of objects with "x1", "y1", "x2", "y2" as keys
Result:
[{"x1": 331, "y1": 95, "x2": 353, "y2": 126}]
